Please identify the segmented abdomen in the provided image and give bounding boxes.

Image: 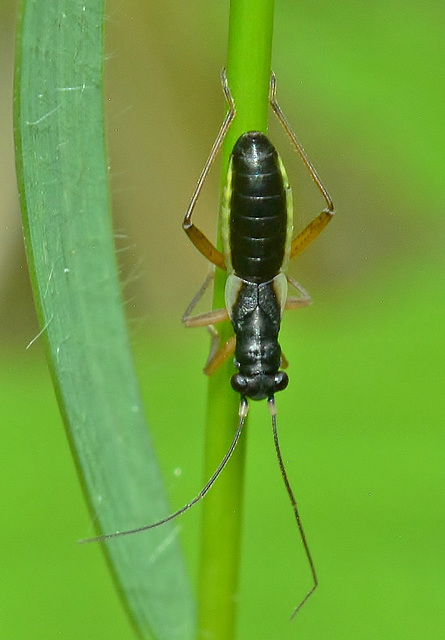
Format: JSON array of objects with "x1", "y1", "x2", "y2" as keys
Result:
[{"x1": 229, "y1": 132, "x2": 288, "y2": 283}]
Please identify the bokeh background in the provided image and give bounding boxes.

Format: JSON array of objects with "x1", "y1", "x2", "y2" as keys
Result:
[{"x1": 1, "y1": 1, "x2": 444, "y2": 638}]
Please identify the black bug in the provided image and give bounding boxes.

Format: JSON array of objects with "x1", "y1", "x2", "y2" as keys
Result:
[{"x1": 82, "y1": 70, "x2": 334, "y2": 617}]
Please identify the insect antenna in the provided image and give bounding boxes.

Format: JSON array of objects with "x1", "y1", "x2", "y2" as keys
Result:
[
  {"x1": 79, "y1": 398, "x2": 249, "y2": 544},
  {"x1": 268, "y1": 397, "x2": 318, "y2": 618}
]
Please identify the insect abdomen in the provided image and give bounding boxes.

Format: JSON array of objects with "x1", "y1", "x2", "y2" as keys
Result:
[{"x1": 229, "y1": 132, "x2": 289, "y2": 283}]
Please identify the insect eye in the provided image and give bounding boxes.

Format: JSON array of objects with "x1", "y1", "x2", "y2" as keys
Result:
[
  {"x1": 231, "y1": 373, "x2": 248, "y2": 393},
  {"x1": 274, "y1": 371, "x2": 289, "y2": 392}
]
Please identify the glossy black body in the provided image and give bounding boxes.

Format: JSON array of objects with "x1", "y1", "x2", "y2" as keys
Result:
[
  {"x1": 230, "y1": 132, "x2": 288, "y2": 283},
  {"x1": 228, "y1": 132, "x2": 289, "y2": 400}
]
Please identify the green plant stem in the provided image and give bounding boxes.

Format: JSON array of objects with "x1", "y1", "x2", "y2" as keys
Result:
[{"x1": 197, "y1": 1, "x2": 275, "y2": 639}]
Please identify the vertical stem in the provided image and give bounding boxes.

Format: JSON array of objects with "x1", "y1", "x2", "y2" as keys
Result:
[{"x1": 198, "y1": 1, "x2": 275, "y2": 639}]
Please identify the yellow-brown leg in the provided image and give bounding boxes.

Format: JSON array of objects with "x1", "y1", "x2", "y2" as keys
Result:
[
  {"x1": 289, "y1": 210, "x2": 333, "y2": 260},
  {"x1": 182, "y1": 69, "x2": 235, "y2": 269},
  {"x1": 280, "y1": 352, "x2": 289, "y2": 369},
  {"x1": 182, "y1": 270, "x2": 235, "y2": 376},
  {"x1": 182, "y1": 270, "x2": 229, "y2": 327},
  {"x1": 203, "y1": 331, "x2": 236, "y2": 376}
]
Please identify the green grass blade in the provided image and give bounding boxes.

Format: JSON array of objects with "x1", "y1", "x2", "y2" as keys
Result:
[
  {"x1": 13, "y1": 2, "x2": 194, "y2": 638},
  {"x1": 197, "y1": 1, "x2": 275, "y2": 638}
]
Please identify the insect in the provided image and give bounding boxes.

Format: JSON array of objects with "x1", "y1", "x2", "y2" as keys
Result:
[{"x1": 82, "y1": 70, "x2": 334, "y2": 616}]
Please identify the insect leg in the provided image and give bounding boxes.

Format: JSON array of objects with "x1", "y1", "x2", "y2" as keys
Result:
[
  {"x1": 269, "y1": 72, "x2": 334, "y2": 213},
  {"x1": 269, "y1": 72, "x2": 334, "y2": 259},
  {"x1": 280, "y1": 353, "x2": 289, "y2": 369},
  {"x1": 289, "y1": 210, "x2": 333, "y2": 260},
  {"x1": 182, "y1": 269, "x2": 220, "y2": 325},
  {"x1": 182, "y1": 69, "x2": 236, "y2": 270},
  {"x1": 182, "y1": 269, "x2": 235, "y2": 375},
  {"x1": 284, "y1": 275, "x2": 312, "y2": 310},
  {"x1": 186, "y1": 313, "x2": 235, "y2": 377},
  {"x1": 280, "y1": 278, "x2": 311, "y2": 370},
  {"x1": 181, "y1": 269, "x2": 229, "y2": 331},
  {"x1": 184, "y1": 309, "x2": 235, "y2": 377},
  {"x1": 203, "y1": 333, "x2": 236, "y2": 376}
]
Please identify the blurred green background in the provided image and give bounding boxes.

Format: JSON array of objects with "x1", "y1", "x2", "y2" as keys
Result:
[{"x1": 1, "y1": 0, "x2": 444, "y2": 638}]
